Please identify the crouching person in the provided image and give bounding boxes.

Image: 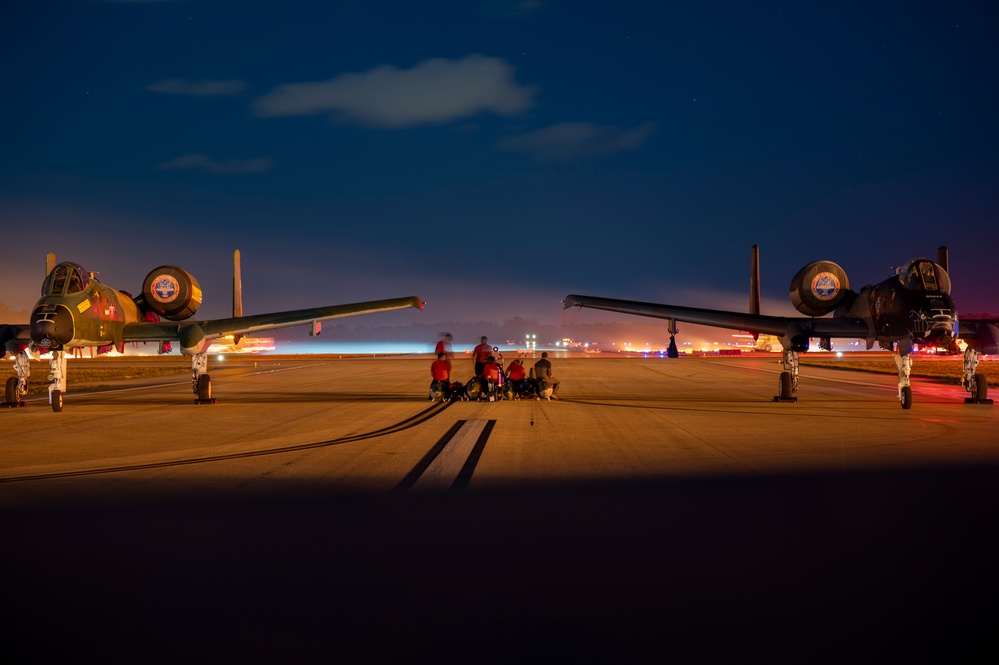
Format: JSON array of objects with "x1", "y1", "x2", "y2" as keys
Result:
[
  {"x1": 505, "y1": 358, "x2": 531, "y2": 399},
  {"x1": 533, "y1": 352, "x2": 560, "y2": 400},
  {"x1": 429, "y1": 352, "x2": 452, "y2": 401}
]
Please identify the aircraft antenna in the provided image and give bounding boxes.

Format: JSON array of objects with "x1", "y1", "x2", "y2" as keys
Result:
[{"x1": 46, "y1": 252, "x2": 56, "y2": 277}]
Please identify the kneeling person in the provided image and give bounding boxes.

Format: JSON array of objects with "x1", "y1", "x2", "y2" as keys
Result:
[
  {"x1": 505, "y1": 358, "x2": 530, "y2": 397},
  {"x1": 533, "y1": 352, "x2": 560, "y2": 399},
  {"x1": 430, "y1": 352, "x2": 452, "y2": 400}
]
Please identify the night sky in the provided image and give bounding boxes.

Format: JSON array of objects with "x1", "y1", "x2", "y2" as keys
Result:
[{"x1": 3, "y1": 1, "x2": 998, "y2": 333}]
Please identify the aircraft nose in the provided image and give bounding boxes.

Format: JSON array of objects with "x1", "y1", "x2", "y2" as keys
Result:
[
  {"x1": 929, "y1": 308, "x2": 957, "y2": 345},
  {"x1": 30, "y1": 305, "x2": 74, "y2": 350}
]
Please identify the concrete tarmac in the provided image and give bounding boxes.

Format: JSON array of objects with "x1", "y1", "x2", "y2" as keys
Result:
[{"x1": 2, "y1": 355, "x2": 998, "y2": 662}]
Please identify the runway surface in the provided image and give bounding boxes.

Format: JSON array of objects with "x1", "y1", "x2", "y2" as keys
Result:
[{"x1": 3, "y1": 355, "x2": 998, "y2": 662}]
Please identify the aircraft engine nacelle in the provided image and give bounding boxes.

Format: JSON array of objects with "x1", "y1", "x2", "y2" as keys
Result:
[
  {"x1": 789, "y1": 260, "x2": 851, "y2": 317},
  {"x1": 140, "y1": 266, "x2": 203, "y2": 321}
]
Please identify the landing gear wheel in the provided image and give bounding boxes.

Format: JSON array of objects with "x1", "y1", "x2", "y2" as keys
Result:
[
  {"x1": 974, "y1": 373, "x2": 989, "y2": 401},
  {"x1": 196, "y1": 374, "x2": 215, "y2": 404},
  {"x1": 964, "y1": 373, "x2": 993, "y2": 404},
  {"x1": 773, "y1": 371, "x2": 796, "y2": 402},
  {"x1": 900, "y1": 386, "x2": 912, "y2": 410},
  {"x1": 779, "y1": 372, "x2": 792, "y2": 398},
  {"x1": 5, "y1": 377, "x2": 19, "y2": 404},
  {"x1": 51, "y1": 390, "x2": 64, "y2": 412}
]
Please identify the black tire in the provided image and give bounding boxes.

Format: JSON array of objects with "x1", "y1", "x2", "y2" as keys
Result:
[
  {"x1": 51, "y1": 390, "x2": 63, "y2": 412},
  {"x1": 5, "y1": 377, "x2": 18, "y2": 403},
  {"x1": 974, "y1": 373, "x2": 989, "y2": 401},
  {"x1": 465, "y1": 377, "x2": 482, "y2": 400},
  {"x1": 779, "y1": 372, "x2": 792, "y2": 399},
  {"x1": 901, "y1": 386, "x2": 912, "y2": 410},
  {"x1": 197, "y1": 374, "x2": 212, "y2": 401}
]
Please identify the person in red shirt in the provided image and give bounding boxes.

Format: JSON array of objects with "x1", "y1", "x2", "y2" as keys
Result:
[
  {"x1": 505, "y1": 358, "x2": 529, "y2": 397},
  {"x1": 506, "y1": 358, "x2": 526, "y2": 381},
  {"x1": 434, "y1": 333, "x2": 454, "y2": 368},
  {"x1": 431, "y1": 353, "x2": 451, "y2": 382},
  {"x1": 481, "y1": 356, "x2": 501, "y2": 384},
  {"x1": 429, "y1": 352, "x2": 452, "y2": 400},
  {"x1": 472, "y1": 336, "x2": 492, "y2": 376},
  {"x1": 479, "y1": 355, "x2": 503, "y2": 399}
]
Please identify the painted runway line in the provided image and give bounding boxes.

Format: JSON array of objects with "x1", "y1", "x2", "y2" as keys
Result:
[{"x1": 397, "y1": 419, "x2": 496, "y2": 493}]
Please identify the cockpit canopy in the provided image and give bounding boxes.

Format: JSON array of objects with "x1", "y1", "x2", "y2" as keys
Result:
[
  {"x1": 897, "y1": 259, "x2": 951, "y2": 294},
  {"x1": 42, "y1": 262, "x2": 90, "y2": 296}
]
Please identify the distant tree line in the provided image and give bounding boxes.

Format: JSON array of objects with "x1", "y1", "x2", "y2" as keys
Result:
[{"x1": 308, "y1": 317, "x2": 681, "y2": 349}]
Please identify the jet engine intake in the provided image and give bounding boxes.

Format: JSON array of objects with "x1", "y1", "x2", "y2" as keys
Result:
[
  {"x1": 789, "y1": 260, "x2": 851, "y2": 317},
  {"x1": 140, "y1": 266, "x2": 203, "y2": 321}
]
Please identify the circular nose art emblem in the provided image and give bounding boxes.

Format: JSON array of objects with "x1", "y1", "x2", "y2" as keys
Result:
[
  {"x1": 811, "y1": 272, "x2": 841, "y2": 301},
  {"x1": 152, "y1": 275, "x2": 180, "y2": 303}
]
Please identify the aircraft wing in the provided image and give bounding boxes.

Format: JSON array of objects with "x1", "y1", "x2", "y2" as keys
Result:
[
  {"x1": 958, "y1": 317, "x2": 999, "y2": 355},
  {"x1": 122, "y1": 296, "x2": 424, "y2": 343},
  {"x1": 562, "y1": 294, "x2": 870, "y2": 339}
]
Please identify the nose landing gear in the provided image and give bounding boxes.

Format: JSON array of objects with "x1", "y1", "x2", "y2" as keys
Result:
[
  {"x1": 962, "y1": 347, "x2": 993, "y2": 405},
  {"x1": 893, "y1": 351, "x2": 913, "y2": 410},
  {"x1": 48, "y1": 350, "x2": 67, "y2": 412}
]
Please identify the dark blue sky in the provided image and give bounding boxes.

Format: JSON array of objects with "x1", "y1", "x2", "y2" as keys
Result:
[{"x1": 3, "y1": 0, "x2": 997, "y2": 329}]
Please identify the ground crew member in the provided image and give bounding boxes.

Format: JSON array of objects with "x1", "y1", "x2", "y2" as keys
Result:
[
  {"x1": 472, "y1": 336, "x2": 492, "y2": 376},
  {"x1": 533, "y1": 351, "x2": 560, "y2": 398}
]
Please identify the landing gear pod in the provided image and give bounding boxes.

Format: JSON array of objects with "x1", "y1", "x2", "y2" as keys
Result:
[
  {"x1": 789, "y1": 261, "x2": 850, "y2": 317},
  {"x1": 141, "y1": 266, "x2": 203, "y2": 321}
]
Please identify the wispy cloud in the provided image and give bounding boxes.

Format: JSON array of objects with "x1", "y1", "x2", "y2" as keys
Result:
[
  {"x1": 499, "y1": 122, "x2": 657, "y2": 160},
  {"x1": 146, "y1": 78, "x2": 247, "y2": 97},
  {"x1": 157, "y1": 154, "x2": 272, "y2": 174},
  {"x1": 484, "y1": 1, "x2": 545, "y2": 18},
  {"x1": 253, "y1": 54, "x2": 535, "y2": 127}
]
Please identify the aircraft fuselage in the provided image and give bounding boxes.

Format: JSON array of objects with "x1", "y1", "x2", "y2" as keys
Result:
[
  {"x1": 30, "y1": 262, "x2": 140, "y2": 353},
  {"x1": 839, "y1": 258, "x2": 958, "y2": 353}
]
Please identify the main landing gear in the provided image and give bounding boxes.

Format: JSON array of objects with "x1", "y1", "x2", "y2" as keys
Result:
[
  {"x1": 4, "y1": 347, "x2": 223, "y2": 411},
  {"x1": 962, "y1": 347, "x2": 992, "y2": 405},
  {"x1": 773, "y1": 349, "x2": 798, "y2": 402},
  {"x1": 192, "y1": 351, "x2": 215, "y2": 404},
  {"x1": 2, "y1": 349, "x2": 30, "y2": 408}
]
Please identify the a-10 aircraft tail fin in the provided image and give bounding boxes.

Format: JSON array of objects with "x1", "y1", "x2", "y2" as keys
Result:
[
  {"x1": 937, "y1": 246, "x2": 948, "y2": 274},
  {"x1": 233, "y1": 249, "x2": 243, "y2": 319},
  {"x1": 750, "y1": 244, "x2": 761, "y2": 317},
  {"x1": 233, "y1": 249, "x2": 244, "y2": 346}
]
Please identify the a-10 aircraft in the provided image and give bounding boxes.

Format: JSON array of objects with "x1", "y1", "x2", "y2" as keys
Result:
[
  {"x1": 563, "y1": 246, "x2": 997, "y2": 409},
  {"x1": 1, "y1": 251, "x2": 423, "y2": 411}
]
